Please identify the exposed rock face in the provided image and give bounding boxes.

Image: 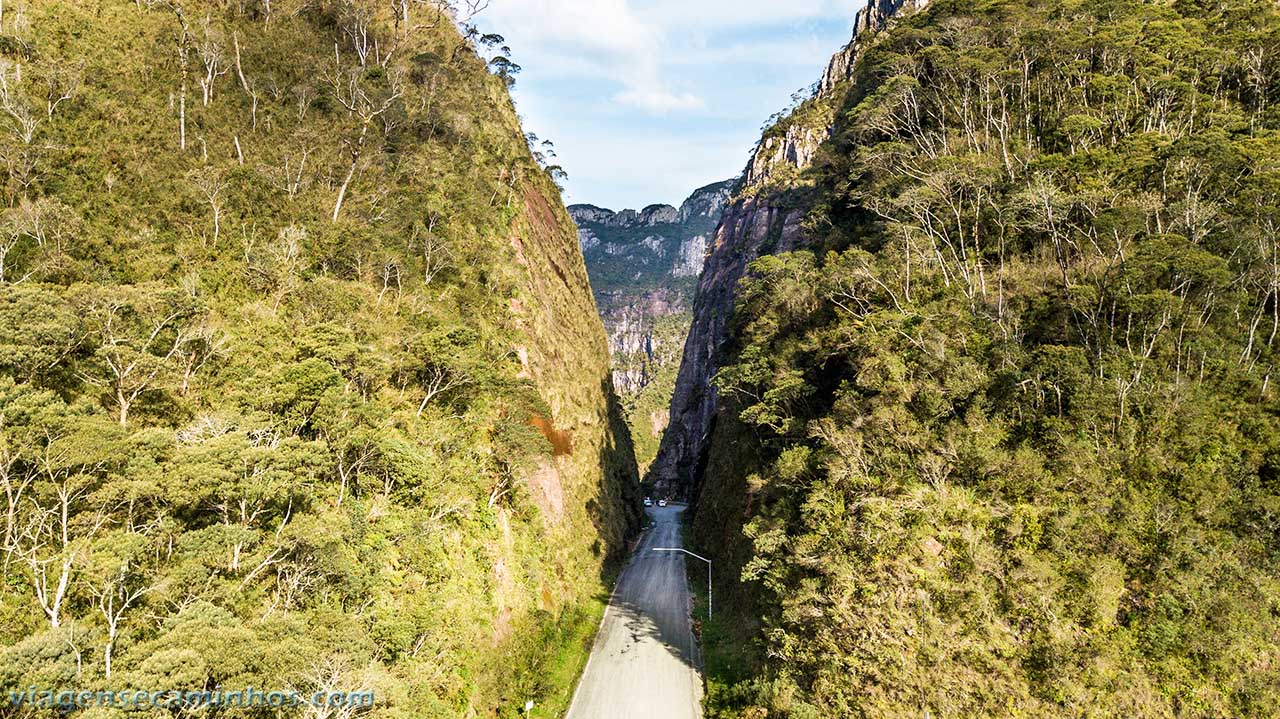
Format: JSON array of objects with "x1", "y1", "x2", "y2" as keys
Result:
[
  {"x1": 650, "y1": 0, "x2": 929, "y2": 496},
  {"x1": 603, "y1": 311, "x2": 666, "y2": 399},
  {"x1": 647, "y1": 197, "x2": 807, "y2": 493},
  {"x1": 821, "y1": 0, "x2": 929, "y2": 92},
  {"x1": 672, "y1": 234, "x2": 708, "y2": 278},
  {"x1": 679, "y1": 187, "x2": 730, "y2": 223},
  {"x1": 575, "y1": 202, "x2": 687, "y2": 230},
  {"x1": 745, "y1": 122, "x2": 827, "y2": 186},
  {"x1": 641, "y1": 204, "x2": 681, "y2": 225},
  {"x1": 569, "y1": 205, "x2": 615, "y2": 224},
  {"x1": 598, "y1": 287, "x2": 686, "y2": 390},
  {"x1": 577, "y1": 227, "x2": 600, "y2": 252},
  {"x1": 641, "y1": 235, "x2": 666, "y2": 257},
  {"x1": 571, "y1": 180, "x2": 733, "y2": 397},
  {"x1": 572, "y1": 180, "x2": 734, "y2": 469}
]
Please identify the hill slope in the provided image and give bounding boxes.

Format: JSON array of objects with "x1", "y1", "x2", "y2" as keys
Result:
[
  {"x1": 661, "y1": 0, "x2": 1280, "y2": 716},
  {"x1": 0, "y1": 2, "x2": 640, "y2": 717}
]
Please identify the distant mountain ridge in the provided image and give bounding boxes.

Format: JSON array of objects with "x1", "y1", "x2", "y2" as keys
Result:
[
  {"x1": 571, "y1": 179, "x2": 734, "y2": 471},
  {"x1": 571, "y1": 183, "x2": 732, "y2": 231}
]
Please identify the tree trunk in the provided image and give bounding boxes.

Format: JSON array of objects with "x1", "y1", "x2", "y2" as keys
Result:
[
  {"x1": 332, "y1": 122, "x2": 369, "y2": 223},
  {"x1": 178, "y1": 46, "x2": 188, "y2": 150},
  {"x1": 104, "y1": 628, "x2": 115, "y2": 679},
  {"x1": 117, "y1": 388, "x2": 130, "y2": 428},
  {"x1": 49, "y1": 558, "x2": 70, "y2": 628},
  {"x1": 333, "y1": 159, "x2": 358, "y2": 223},
  {"x1": 234, "y1": 32, "x2": 251, "y2": 94}
]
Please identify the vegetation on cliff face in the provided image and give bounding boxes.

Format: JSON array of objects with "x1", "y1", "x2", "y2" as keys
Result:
[
  {"x1": 0, "y1": 2, "x2": 639, "y2": 717},
  {"x1": 693, "y1": 0, "x2": 1280, "y2": 716}
]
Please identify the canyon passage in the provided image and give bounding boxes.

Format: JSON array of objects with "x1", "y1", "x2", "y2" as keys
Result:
[{"x1": 3, "y1": 0, "x2": 1280, "y2": 718}]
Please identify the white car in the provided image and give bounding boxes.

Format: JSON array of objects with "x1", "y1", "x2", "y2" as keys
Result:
[
  {"x1": 643, "y1": 497, "x2": 652, "y2": 507},
  {"x1": 658, "y1": 499, "x2": 667, "y2": 507}
]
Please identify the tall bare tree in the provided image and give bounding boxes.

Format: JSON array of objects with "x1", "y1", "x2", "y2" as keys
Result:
[
  {"x1": 413, "y1": 217, "x2": 451, "y2": 285},
  {"x1": 326, "y1": 57, "x2": 403, "y2": 222},
  {"x1": 147, "y1": 1, "x2": 193, "y2": 150},
  {"x1": 196, "y1": 18, "x2": 228, "y2": 106},
  {"x1": 187, "y1": 166, "x2": 228, "y2": 246},
  {"x1": 93, "y1": 561, "x2": 153, "y2": 679},
  {"x1": 17, "y1": 474, "x2": 110, "y2": 629},
  {"x1": 76, "y1": 287, "x2": 200, "y2": 428}
]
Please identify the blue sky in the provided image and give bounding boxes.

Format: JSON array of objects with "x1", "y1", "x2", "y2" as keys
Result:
[{"x1": 476, "y1": 0, "x2": 867, "y2": 210}]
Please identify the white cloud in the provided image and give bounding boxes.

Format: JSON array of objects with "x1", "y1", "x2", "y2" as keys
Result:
[
  {"x1": 478, "y1": 0, "x2": 867, "y2": 206},
  {"x1": 484, "y1": 0, "x2": 702, "y2": 116},
  {"x1": 485, "y1": 0, "x2": 659, "y2": 52},
  {"x1": 613, "y1": 87, "x2": 705, "y2": 114},
  {"x1": 640, "y1": 0, "x2": 863, "y2": 27}
]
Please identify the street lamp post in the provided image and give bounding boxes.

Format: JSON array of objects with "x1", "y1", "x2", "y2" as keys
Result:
[{"x1": 653, "y1": 547, "x2": 712, "y2": 620}]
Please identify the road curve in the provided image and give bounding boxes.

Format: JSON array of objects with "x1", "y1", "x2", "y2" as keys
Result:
[{"x1": 565, "y1": 504, "x2": 703, "y2": 719}]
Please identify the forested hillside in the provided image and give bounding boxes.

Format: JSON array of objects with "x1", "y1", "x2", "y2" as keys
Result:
[
  {"x1": 0, "y1": 2, "x2": 640, "y2": 717},
  {"x1": 684, "y1": 0, "x2": 1280, "y2": 716}
]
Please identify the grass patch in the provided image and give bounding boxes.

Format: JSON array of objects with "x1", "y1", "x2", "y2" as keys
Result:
[
  {"x1": 680, "y1": 521, "x2": 762, "y2": 718},
  {"x1": 528, "y1": 594, "x2": 608, "y2": 719}
]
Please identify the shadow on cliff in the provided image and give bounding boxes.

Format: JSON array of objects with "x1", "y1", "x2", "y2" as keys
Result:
[
  {"x1": 585, "y1": 376, "x2": 646, "y2": 586},
  {"x1": 653, "y1": 14, "x2": 899, "y2": 513}
]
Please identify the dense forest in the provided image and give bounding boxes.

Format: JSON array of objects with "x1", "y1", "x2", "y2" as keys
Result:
[
  {"x1": 691, "y1": 0, "x2": 1280, "y2": 716},
  {"x1": 0, "y1": 1, "x2": 640, "y2": 717}
]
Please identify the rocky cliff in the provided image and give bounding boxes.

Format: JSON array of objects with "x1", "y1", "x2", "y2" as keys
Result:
[
  {"x1": 650, "y1": 0, "x2": 929, "y2": 496},
  {"x1": 819, "y1": 0, "x2": 927, "y2": 93},
  {"x1": 572, "y1": 180, "x2": 732, "y2": 470}
]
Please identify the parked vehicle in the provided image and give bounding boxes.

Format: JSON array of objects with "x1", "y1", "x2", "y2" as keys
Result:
[
  {"x1": 644, "y1": 497, "x2": 652, "y2": 507},
  {"x1": 658, "y1": 499, "x2": 667, "y2": 507}
]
